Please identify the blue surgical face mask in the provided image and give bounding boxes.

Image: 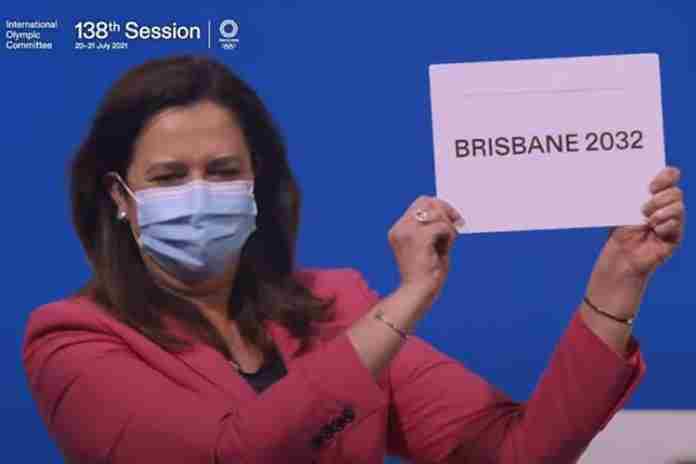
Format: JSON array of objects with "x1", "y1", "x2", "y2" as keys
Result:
[{"x1": 110, "y1": 172, "x2": 258, "y2": 282}]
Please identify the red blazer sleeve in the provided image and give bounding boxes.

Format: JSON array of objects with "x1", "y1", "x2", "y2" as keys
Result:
[
  {"x1": 349, "y1": 271, "x2": 647, "y2": 464},
  {"x1": 21, "y1": 273, "x2": 388, "y2": 463}
]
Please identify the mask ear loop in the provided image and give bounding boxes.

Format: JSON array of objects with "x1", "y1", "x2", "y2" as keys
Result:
[
  {"x1": 106, "y1": 172, "x2": 144, "y2": 247},
  {"x1": 107, "y1": 172, "x2": 141, "y2": 205}
]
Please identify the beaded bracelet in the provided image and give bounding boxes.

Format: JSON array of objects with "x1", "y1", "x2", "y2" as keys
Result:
[{"x1": 374, "y1": 309, "x2": 409, "y2": 340}]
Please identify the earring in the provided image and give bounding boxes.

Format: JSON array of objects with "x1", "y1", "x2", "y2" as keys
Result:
[{"x1": 117, "y1": 210, "x2": 128, "y2": 221}]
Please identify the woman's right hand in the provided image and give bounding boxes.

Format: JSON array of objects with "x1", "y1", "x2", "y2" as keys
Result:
[{"x1": 387, "y1": 195, "x2": 465, "y2": 306}]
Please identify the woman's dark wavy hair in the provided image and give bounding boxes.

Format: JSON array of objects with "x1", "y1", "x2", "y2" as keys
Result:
[{"x1": 69, "y1": 54, "x2": 336, "y2": 359}]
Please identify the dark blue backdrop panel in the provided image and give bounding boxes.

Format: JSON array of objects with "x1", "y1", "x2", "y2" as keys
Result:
[{"x1": 2, "y1": 2, "x2": 693, "y2": 462}]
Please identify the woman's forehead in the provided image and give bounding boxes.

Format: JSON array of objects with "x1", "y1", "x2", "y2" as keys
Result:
[
  {"x1": 143, "y1": 100, "x2": 238, "y2": 134},
  {"x1": 130, "y1": 101, "x2": 251, "y2": 171}
]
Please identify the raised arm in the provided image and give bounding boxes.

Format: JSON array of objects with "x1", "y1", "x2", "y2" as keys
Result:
[
  {"x1": 579, "y1": 165, "x2": 685, "y2": 358},
  {"x1": 387, "y1": 166, "x2": 684, "y2": 463},
  {"x1": 381, "y1": 282, "x2": 645, "y2": 464},
  {"x1": 21, "y1": 268, "x2": 436, "y2": 463}
]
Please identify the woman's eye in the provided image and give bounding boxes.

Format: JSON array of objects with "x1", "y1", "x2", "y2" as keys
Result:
[
  {"x1": 152, "y1": 174, "x2": 180, "y2": 183},
  {"x1": 214, "y1": 170, "x2": 239, "y2": 177}
]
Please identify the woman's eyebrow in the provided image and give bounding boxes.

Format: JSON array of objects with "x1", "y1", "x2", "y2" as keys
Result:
[
  {"x1": 144, "y1": 155, "x2": 241, "y2": 176},
  {"x1": 207, "y1": 155, "x2": 241, "y2": 169},
  {"x1": 144, "y1": 161, "x2": 187, "y2": 176}
]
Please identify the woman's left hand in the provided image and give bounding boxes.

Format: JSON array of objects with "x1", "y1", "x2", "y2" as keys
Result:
[{"x1": 601, "y1": 166, "x2": 686, "y2": 279}]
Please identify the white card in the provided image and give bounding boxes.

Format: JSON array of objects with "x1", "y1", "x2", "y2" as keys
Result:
[{"x1": 428, "y1": 53, "x2": 666, "y2": 234}]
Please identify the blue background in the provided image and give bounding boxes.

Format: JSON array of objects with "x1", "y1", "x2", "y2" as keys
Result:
[{"x1": 2, "y1": 2, "x2": 693, "y2": 462}]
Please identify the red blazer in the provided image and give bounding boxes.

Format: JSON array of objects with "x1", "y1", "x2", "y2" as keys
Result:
[{"x1": 22, "y1": 267, "x2": 645, "y2": 463}]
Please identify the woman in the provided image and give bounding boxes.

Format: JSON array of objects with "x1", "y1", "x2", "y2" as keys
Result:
[{"x1": 22, "y1": 55, "x2": 685, "y2": 463}]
